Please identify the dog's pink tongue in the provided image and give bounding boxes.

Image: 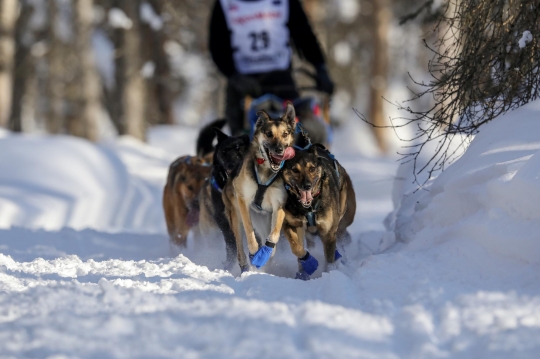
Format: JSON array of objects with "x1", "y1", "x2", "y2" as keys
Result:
[
  {"x1": 283, "y1": 147, "x2": 295, "y2": 160},
  {"x1": 271, "y1": 147, "x2": 294, "y2": 163},
  {"x1": 300, "y1": 190, "x2": 313, "y2": 203}
]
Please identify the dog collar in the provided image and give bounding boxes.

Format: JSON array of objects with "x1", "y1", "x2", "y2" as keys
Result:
[{"x1": 257, "y1": 146, "x2": 266, "y2": 165}]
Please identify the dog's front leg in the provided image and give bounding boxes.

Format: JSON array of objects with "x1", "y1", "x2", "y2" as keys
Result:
[
  {"x1": 228, "y1": 201, "x2": 249, "y2": 272},
  {"x1": 319, "y1": 227, "x2": 343, "y2": 271},
  {"x1": 283, "y1": 224, "x2": 319, "y2": 280},
  {"x1": 318, "y1": 211, "x2": 343, "y2": 270},
  {"x1": 236, "y1": 195, "x2": 260, "y2": 256},
  {"x1": 268, "y1": 206, "x2": 285, "y2": 243},
  {"x1": 250, "y1": 206, "x2": 286, "y2": 269}
]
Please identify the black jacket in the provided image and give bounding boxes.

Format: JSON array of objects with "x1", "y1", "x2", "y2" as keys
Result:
[{"x1": 209, "y1": 0, "x2": 326, "y2": 78}]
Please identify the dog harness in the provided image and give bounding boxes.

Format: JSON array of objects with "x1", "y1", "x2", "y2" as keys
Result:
[
  {"x1": 172, "y1": 155, "x2": 211, "y2": 167},
  {"x1": 292, "y1": 122, "x2": 313, "y2": 151},
  {"x1": 210, "y1": 176, "x2": 223, "y2": 193},
  {"x1": 304, "y1": 185, "x2": 322, "y2": 228},
  {"x1": 252, "y1": 159, "x2": 284, "y2": 210}
]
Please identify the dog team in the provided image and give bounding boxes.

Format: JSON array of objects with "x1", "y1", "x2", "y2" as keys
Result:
[{"x1": 162, "y1": 102, "x2": 356, "y2": 280}]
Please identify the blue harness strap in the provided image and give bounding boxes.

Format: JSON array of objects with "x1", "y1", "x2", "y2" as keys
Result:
[
  {"x1": 305, "y1": 195, "x2": 322, "y2": 227},
  {"x1": 293, "y1": 122, "x2": 313, "y2": 151},
  {"x1": 306, "y1": 211, "x2": 316, "y2": 227},
  {"x1": 210, "y1": 176, "x2": 222, "y2": 193}
]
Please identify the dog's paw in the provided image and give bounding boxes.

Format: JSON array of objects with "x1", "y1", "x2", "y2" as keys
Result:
[
  {"x1": 250, "y1": 245, "x2": 273, "y2": 268},
  {"x1": 298, "y1": 252, "x2": 319, "y2": 275},
  {"x1": 295, "y1": 270, "x2": 310, "y2": 281},
  {"x1": 334, "y1": 249, "x2": 347, "y2": 265},
  {"x1": 240, "y1": 264, "x2": 250, "y2": 273}
]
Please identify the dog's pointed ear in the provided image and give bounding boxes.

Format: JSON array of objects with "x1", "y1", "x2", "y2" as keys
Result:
[
  {"x1": 213, "y1": 128, "x2": 229, "y2": 144},
  {"x1": 239, "y1": 134, "x2": 250, "y2": 145},
  {"x1": 255, "y1": 110, "x2": 270, "y2": 130},
  {"x1": 283, "y1": 102, "x2": 296, "y2": 131},
  {"x1": 309, "y1": 144, "x2": 319, "y2": 157}
]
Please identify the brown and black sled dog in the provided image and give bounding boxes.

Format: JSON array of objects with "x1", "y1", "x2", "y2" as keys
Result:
[
  {"x1": 163, "y1": 155, "x2": 211, "y2": 246},
  {"x1": 222, "y1": 102, "x2": 297, "y2": 272},
  {"x1": 280, "y1": 144, "x2": 356, "y2": 279},
  {"x1": 198, "y1": 128, "x2": 250, "y2": 268}
]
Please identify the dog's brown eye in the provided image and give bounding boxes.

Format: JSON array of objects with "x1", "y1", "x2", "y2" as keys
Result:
[
  {"x1": 282, "y1": 132, "x2": 288, "y2": 138},
  {"x1": 179, "y1": 176, "x2": 186, "y2": 182},
  {"x1": 187, "y1": 185, "x2": 194, "y2": 191},
  {"x1": 266, "y1": 131, "x2": 273, "y2": 138},
  {"x1": 309, "y1": 167, "x2": 316, "y2": 173},
  {"x1": 292, "y1": 168, "x2": 300, "y2": 174}
]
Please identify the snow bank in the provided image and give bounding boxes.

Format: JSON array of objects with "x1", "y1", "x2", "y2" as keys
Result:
[
  {"x1": 391, "y1": 100, "x2": 540, "y2": 265},
  {"x1": 0, "y1": 133, "x2": 173, "y2": 233}
]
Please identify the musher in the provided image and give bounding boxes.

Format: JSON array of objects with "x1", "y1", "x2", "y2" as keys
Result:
[{"x1": 209, "y1": 0, "x2": 334, "y2": 135}]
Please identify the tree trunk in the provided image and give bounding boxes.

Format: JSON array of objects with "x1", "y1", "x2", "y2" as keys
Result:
[
  {"x1": 8, "y1": 0, "x2": 33, "y2": 132},
  {"x1": 0, "y1": 0, "x2": 17, "y2": 127},
  {"x1": 70, "y1": 0, "x2": 101, "y2": 141},
  {"x1": 147, "y1": 0, "x2": 173, "y2": 125},
  {"x1": 369, "y1": 0, "x2": 390, "y2": 154},
  {"x1": 112, "y1": 0, "x2": 146, "y2": 140},
  {"x1": 45, "y1": 0, "x2": 65, "y2": 134}
]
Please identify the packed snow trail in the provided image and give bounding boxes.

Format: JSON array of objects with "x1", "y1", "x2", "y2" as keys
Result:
[{"x1": 1, "y1": 106, "x2": 540, "y2": 358}]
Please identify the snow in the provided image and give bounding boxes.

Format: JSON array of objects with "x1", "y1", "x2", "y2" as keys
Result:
[
  {"x1": 333, "y1": 41, "x2": 353, "y2": 66},
  {"x1": 108, "y1": 8, "x2": 133, "y2": 30},
  {"x1": 335, "y1": 0, "x2": 361, "y2": 23},
  {"x1": 140, "y1": 2, "x2": 164, "y2": 31},
  {"x1": 93, "y1": 29, "x2": 115, "y2": 90},
  {"x1": 518, "y1": 30, "x2": 533, "y2": 48},
  {"x1": 0, "y1": 133, "x2": 171, "y2": 233},
  {"x1": 2, "y1": 101, "x2": 540, "y2": 357},
  {"x1": 140, "y1": 61, "x2": 156, "y2": 78}
]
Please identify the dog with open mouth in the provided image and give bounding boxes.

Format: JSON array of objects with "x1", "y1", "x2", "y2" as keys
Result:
[
  {"x1": 281, "y1": 144, "x2": 356, "y2": 279},
  {"x1": 222, "y1": 102, "x2": 297, "y2": 273},
  {"x1": 163, "y1": 155, "x2": 211, "y2": 247},
  {"x1": 198, "y1": 128, "x2": 250, "y2": 268}
]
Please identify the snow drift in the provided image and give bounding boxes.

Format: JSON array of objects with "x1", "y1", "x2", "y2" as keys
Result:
[
  {"x1": 0, "y1": 133, "x2": 174, "y2": 232},
  {"x1": 390, "y1": 100, "x2": 540, "y2": 265}
]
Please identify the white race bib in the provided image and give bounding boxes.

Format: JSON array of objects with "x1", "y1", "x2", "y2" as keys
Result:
[{"x1": 220, "y1": 0, "x2": 291, "y2": 74}]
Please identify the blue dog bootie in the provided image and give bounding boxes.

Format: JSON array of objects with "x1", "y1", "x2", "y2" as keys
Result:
[
  {"x1": 250, "y1": 241, "x2": 275, "y2": 269},
  {"x1": 295, "y1": 270, "x2": 310, "y2": 281},
  {"x1": 298, "y1": 251, "x2": 319, "y2": 275},
  {"x1": 335, "y1": 250, "x2": 342, "y2": 261}
]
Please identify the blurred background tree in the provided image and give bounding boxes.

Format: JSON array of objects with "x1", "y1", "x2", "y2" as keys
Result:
[{"x1": 0, "y1": 0, "x2": 451, "y2": 155}]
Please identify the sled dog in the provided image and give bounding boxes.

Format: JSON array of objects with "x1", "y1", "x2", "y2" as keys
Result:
[
  {"x1": 198, "y1": 128, "x2": 250, "y2": 267},
  {"x1": 163, "y1": 155, "x2": 211, "y2": 246},
  {"x1": 196, "y1": 118, "x2": 228, "y2": 158},
  {"x1": 281, "y1": 144, "x2": 356, "y2": 279},
  {"x1": 223, "y1": 102, "x2": 297, "y2": 272}
]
